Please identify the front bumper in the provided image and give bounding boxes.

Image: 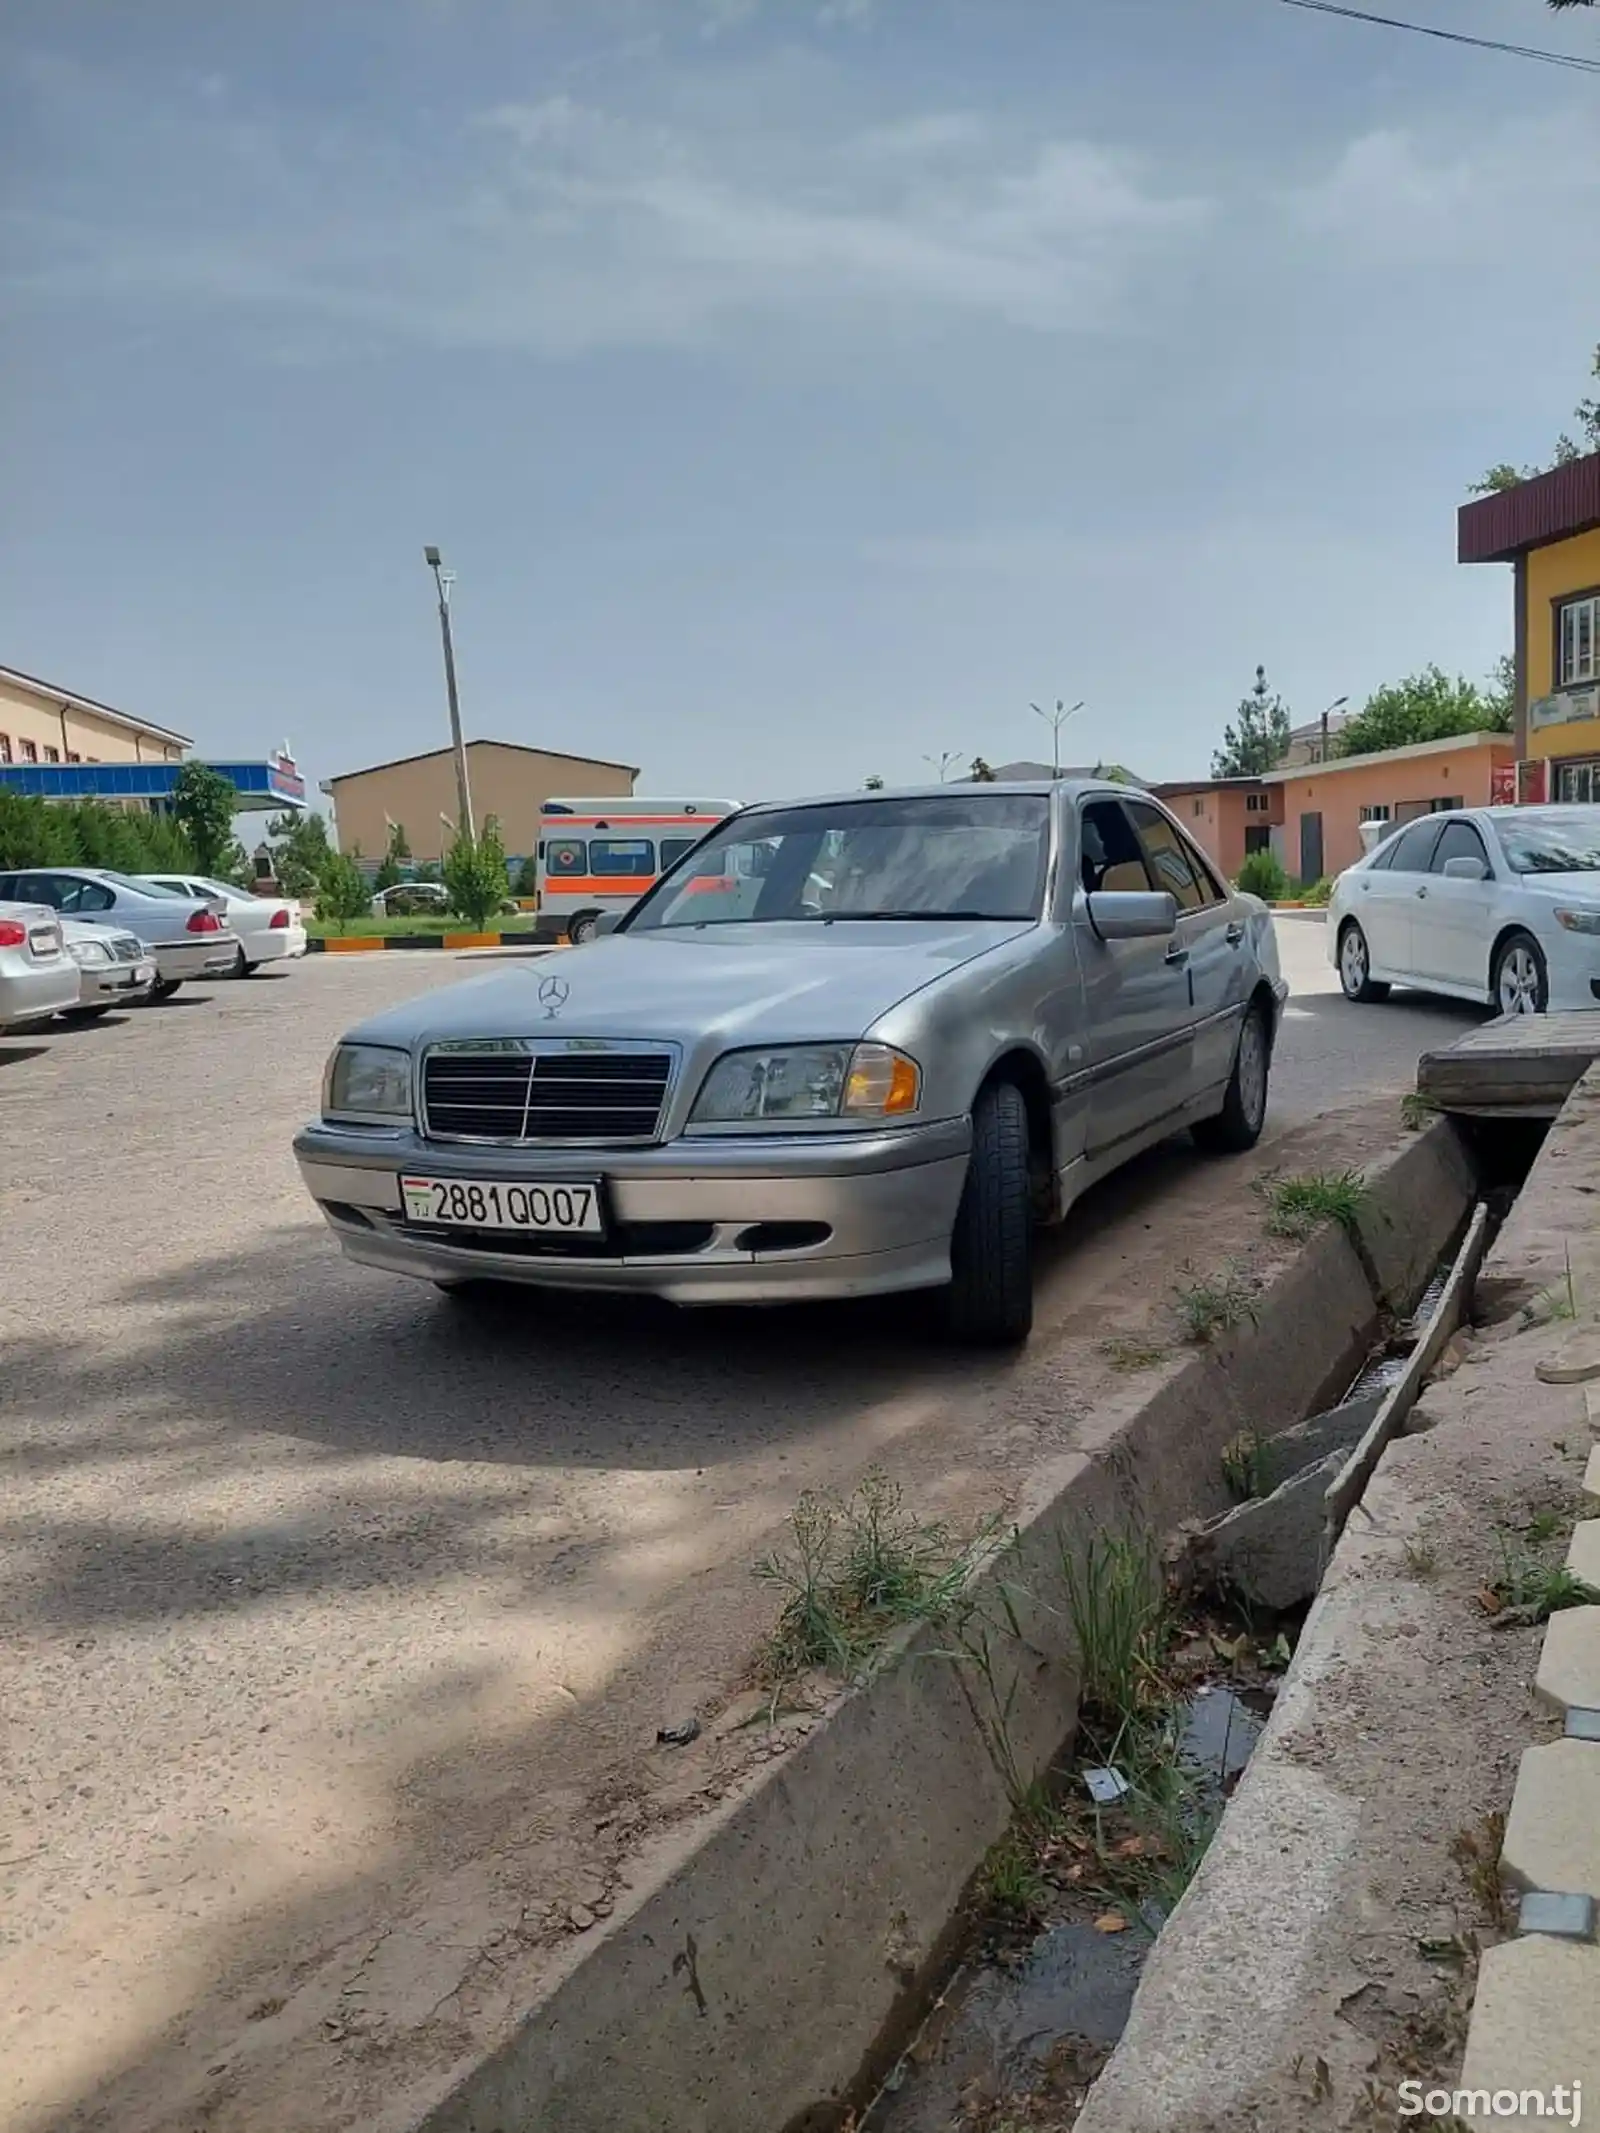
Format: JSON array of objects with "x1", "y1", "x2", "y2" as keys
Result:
[
  {"x1": 76, "y1": 957, "x2": 157, "y2": 1005},
  {"x1": 293, "y1": 1115, "x2": 972, "y2": 1304}
]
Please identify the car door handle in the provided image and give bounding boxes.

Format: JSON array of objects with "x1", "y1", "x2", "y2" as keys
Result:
[
  {"x1": 1224, "y1": 922, "x2": 1244, "y2": 945},
  {"x1": 1164, "y1": 943, "x2": 1189, "y2": 965}
]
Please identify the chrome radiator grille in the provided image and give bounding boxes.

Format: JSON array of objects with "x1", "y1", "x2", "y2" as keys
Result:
[{"x1": 422, "y1": 1046, "x2": 673, "y2": 1143}]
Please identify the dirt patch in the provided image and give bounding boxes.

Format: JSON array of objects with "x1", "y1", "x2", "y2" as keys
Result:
[{"x1": 3, "y1": 1080, "x2": 1417, "y2": 2133}]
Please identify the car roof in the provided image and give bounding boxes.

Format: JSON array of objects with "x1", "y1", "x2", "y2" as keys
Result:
[{"x1": 736, "y1": 778, "x2": 1136, "y2": 815}]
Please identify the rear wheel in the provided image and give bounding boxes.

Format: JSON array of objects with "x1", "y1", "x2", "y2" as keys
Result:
[
  {"x1": 230, "y1": 943, "x2": 253, "y2": 977},
  {"x1": 567, "y1": 910, "x2": 601, "y2": 946},
  {"x1": 945, "y1": 1079, "x2": 1034, "y2": 1346},
  {"x1": 150, "y1": 978, "x2": 182, "y2": 1002},
  {"x1": 1193, "y1": 1001, "x2": 1271, "y2": 1154},
  {"x1": 1492, "y1": 930, "x2": 1548, "y2": 1016},
  {"x1": 1337, "y1": 921, "x2": 1389, "y2": 1003}
]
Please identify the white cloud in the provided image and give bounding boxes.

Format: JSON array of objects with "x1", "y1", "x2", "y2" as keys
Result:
[{"x1": 5, "y1": 68, "x2": 1208, "y2": 356}]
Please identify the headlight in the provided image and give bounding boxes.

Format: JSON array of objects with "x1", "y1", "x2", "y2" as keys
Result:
[
  {"x1": 69, "y1": 939, "x2": 112, "y2": 968},
  {"x1": 690, "y1": 1042, "x2": 920, "y2": 1125},
  {"x1": 1554, "y1": 907, "x2": 1600, "y2": 935},
  {"x1": 324, "y1": 1043, "x2": 413, "y2": 1119}
]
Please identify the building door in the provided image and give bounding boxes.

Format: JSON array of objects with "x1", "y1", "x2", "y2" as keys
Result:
[{"x1": 1299, "y1": 811, "x2": 1324, "y2": 885}]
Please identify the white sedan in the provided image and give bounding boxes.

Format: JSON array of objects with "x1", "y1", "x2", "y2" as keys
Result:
[
  {"x1": 58, "y1": 918, "x2": 157, "y2": 1018},
  {"x1": 1330, "y1": 804, "x2": 1600, "y2": 1015},
  {"x1": 139, "y1": 874, "x2": 307, "y2": 975}
]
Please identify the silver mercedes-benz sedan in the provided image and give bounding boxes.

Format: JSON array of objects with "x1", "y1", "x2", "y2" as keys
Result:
[{"x1": 296, "y1": 782, "x2": 1286, "y2": 1342}]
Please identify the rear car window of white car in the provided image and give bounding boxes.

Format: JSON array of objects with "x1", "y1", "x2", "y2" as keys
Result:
[
  {"x1": 1125, "y1": 802, "x2": 1213, "y2": 912},
  {"x1": 1386, "y1": 819, "x2": 1446, "y2": 873}
]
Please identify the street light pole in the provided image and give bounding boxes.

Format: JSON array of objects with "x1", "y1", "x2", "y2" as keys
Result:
[
  {"x1": 1030, "y1": 698, "x2": 1084, "y2": 777},
  {"x1": 423, "y1": 546, "x2": 474, "y2": 842},
  {"x1": 1321, "y1": 695, "x2": 1349, "y2": 764}
]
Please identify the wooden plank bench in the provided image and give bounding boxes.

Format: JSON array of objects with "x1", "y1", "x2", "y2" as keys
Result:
[{"x1": 1418, "y1": 1011, "x2": 1600, "y2": 1118}]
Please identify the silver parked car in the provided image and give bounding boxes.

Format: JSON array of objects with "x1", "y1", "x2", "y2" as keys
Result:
[
  {"x1": 295, "y1": 784, "x2": 1287, "y2": 1342},
  {"x1": 58, "y1": 917, "x2": 157, "y2": 1018},
  {"x1": 0, "y1": 868, "x2": 238, "y2": 1000},
  {"x1": 0, "y1": 901, "x2": 80, "y2": 1033}
]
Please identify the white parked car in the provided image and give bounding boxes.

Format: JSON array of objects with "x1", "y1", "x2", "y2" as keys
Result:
[
  {"x1": 0, "y1": 868, "x2": 238, "y2": 999},
  {"x1": 1330, "y1": 804, "x2": 1600, "y2": 1015},
  {"x1": 58, "y1": 918, "x2": 157, "y2": 1019},
  {"x1": 0, "y1": 901, "x2": 79, "y2": 1033},
  {"x1": 138, "y1": 875, "x2": 307, "y2": 974}
]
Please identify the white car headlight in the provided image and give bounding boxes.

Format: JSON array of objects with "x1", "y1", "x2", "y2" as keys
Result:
[
  {"x1": 690, "y1": 1042, "x2": 920, "y2": 1125},
  {"x1": 324, "y1": 1043, "x2": 413, "y2": 1119},
  {"x1": 69, "y1": 939, "x2": 112, "y2": 968},
  {"x1": 1553, "y1": 907, "x2": 1600, "y2": 935}
]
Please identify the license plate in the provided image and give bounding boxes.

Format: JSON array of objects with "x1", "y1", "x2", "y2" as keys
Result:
[{"x1": 400, "y1": 1175, "x2": 603, "y2": 1234}]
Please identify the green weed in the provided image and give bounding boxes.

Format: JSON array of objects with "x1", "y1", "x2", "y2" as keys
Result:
[
  {"x1": 1059, "y1": 1529, "x2": 1165, "y2": 1725},
  {"x1": 1262, "y1": 1169, "x2": 1367, "y2": 1242},
  {"x1": 1220, "y1": 1430, "x2": 1273, "y2": 1503},
  {"x1": 1488, "y1": 1532, "x2": 1600, "y2": 1624},
  {"x1": 1172, "y1": 1265, "x2": 1257, "y2": 1345},
  {"x1": 1100, "y1": 1335, "x2": 1168, "y2": 1374},
  {"x1": 1400, "y1": 1090, "x2": 1441, "y2": 1132}
]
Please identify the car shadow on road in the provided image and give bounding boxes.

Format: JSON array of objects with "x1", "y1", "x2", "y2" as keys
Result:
[{"x1": 0, "y1": 1042, "x2": 52, "y2": 1065}]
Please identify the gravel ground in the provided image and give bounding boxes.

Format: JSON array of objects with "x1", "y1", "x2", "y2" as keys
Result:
[{"x1": 0, "y1": 931, "x2": 1479, "y2": 2133}]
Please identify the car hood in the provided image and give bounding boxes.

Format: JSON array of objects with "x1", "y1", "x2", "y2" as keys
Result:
[
  {"x1": 348, "y1": 919, "x2": 1034, "y2": 1050},
  {"x1": 1510, "y1": 872, "x2": 1600, "y2": 901}
]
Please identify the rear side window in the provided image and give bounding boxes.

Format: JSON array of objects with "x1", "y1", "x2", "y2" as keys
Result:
[
  {"x1": 659, "y1": 837, "x2": 697, "y2": 871},
  {"x1": 60, "y1": 878, "x2": 115, "y2": 913},
  {"x1": 545, "y1": 838, "x2": 587, "y2": 876},
  {"x1": 1126, "y1": 802, "x2": 1209, "y2": 912},
  {"x1": 1387, "y1": 819, "x2": 1446, "y2": 873},
  {"x1": 588, "y1": 838, "x2": 656, "y2": 877},
  {"x1": 1078, "y1": 800, "x2": 1153, "y2": 895}
]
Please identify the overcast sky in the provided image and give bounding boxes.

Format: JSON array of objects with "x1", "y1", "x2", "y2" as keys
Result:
[{"x1": 2, "y1": 0, "x2": 1596, "y2": 815}]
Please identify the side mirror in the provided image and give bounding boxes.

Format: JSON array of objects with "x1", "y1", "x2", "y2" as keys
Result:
[
  {"x1": 1085, "y1": 889, "x2": 1180, "y2": 941},
  {"x1": 1441, "y1": 855, "x2": 1489, "y2": 882}
]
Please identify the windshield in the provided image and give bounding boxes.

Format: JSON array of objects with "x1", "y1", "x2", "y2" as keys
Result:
[
  {"x1": 624, "y1": 793, "x2": 1051, "y2": 930},
  {"x1": 1494, "y1": 809, "x2": 1600, "y2": 875}
]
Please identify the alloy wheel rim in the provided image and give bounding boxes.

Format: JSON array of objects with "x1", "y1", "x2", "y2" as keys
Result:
[
  {"x1": 1499, "y1": 946, "x2": 1540, "y2": 1015},
  {"x1": 1341, "y1": 929, "x2": 1366, "y2": 994},
  {"x1": 1238, "y1": 1016, "x2": 1267, "y2": 1127}
]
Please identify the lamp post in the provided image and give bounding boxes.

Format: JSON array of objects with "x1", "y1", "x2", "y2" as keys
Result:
[
  {"x1": 423, "y1": 546, "x2": 474, "y2": 842},
  {"x1": 1320, "y1": 695, "x2": 1349, "y2": 764},
  {"x1": 1030, "y1": 698, "x2": 1084, "y2": 776},
  {"x1": 922, "y1": 751, "x2": 960, "y2": 783}
]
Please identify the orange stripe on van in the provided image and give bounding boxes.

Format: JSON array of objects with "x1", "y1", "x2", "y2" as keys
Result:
[{"x1": 541, "y1": 875, "x2": 663, "y2": 897}]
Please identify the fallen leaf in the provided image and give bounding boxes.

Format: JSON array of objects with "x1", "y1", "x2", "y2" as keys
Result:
[
  {"x1": 1093, "y1": 1912, "x2": 1129, "y2": 1934},
  {"x1": 1475, "y1": 1587, "x2": 1504, "y2": 1615},
  {"x1": 1113, "y1": 1835, "x2": 1148, "y2": 1858}
]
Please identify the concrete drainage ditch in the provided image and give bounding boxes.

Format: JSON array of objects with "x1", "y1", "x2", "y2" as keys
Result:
[{"x1": 414, "y1": 1119, "x2": 1505, "y2": 2133}]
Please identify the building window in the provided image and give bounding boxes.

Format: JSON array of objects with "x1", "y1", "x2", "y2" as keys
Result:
[
  {"x1": 1246, "y1": 793, "x2": 1269, "y2": 814},
  {"x1": 66, "y1": 751, "x2": 81, "y2": 764},
  {"x1": 0, "y1": 735, "x2": 10, "y2": 763},
  {"x1": 1559, "y1": 592, "x2": 1599, "y2": 689},
  {"x1": 1427, "y1": 796, "x2": 1464, "y2": 813},
  {"x1": 1555, "y1": 760, "x2": 1600, "y2": 805},
  {"x1": 1359, "y1": 804, "x2": 1391, "y2": 823},
  {"x1": 1244, "y1": 825, "x2": 1271, "y2": 855},
  {"x1": 19, "y1": 739, "x2": 38, "y2": 763},
  {"x1": 42, "y1": 746, "x2": 60, "y2": 764},
  {"x1": 1192, "y1": 800, "x2": 1204, "y2": 818}
]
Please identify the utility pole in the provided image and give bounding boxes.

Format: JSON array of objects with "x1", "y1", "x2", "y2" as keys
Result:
[
  {"x1": 922, "y1": 751, "x2": 960, "y2": 783},
  {"x1": 423, "y1": 546, "x2": 474, "y2": 842},
  {"x1": 1030, "y1": 698, "x2": 1084, "y2": 776},
  {"x1": 1321, "y1": 695, "x2": 1348, "y2": 764}
]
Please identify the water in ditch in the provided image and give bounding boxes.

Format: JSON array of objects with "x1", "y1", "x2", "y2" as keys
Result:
[{"x1": 861, "y1": 1679, "x2": 1271, "y2": 2132}]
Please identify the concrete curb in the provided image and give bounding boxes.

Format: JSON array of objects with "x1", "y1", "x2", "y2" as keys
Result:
[
  {"x1": 406, "y1": 1127, "x2": 1474, "y2": 2133},
  {"x1": 308, "y1": 931, "x2": 561, "y2": 954}
]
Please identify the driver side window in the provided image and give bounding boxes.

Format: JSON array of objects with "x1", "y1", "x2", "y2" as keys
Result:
[{"x1": 1078, "y1": 800, "x2": 1153, "y2": 896}]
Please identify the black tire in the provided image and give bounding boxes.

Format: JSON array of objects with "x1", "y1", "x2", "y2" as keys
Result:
[
  {"x1": 568, "y1": 910, "x2": 601, "y2": 946},
  {"x1": 1336, "y1": 920, "x2": 1389, "y2": 1003},
  {"x1": 231, "y1": 944, "x2": 252, "y2": 977},
  {"x1": 1193, "y1": 1001, "x2": 1271, "y2": 1154},
  {"x1": 946, "y1": 1079, "x2": 1034, "y2": 1345},
  {"x1": 150, "y1": 979, "x2": 183, "y2": 1002},
  {"x1": 1491, "y1": 928, "x2": 1549, "y2": 1017}
]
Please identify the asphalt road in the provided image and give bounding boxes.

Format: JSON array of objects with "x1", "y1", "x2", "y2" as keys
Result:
[{"x1": 0, "y1": 927, "x2": 1482, "y2": 2133}]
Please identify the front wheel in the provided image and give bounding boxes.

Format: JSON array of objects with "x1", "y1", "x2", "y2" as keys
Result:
[
  {"x1": 1194, "y1": 1001, "x2": 1271, "y2": 1153},
  {"x1": 150, "y1": 979, "x2": 183, "y2": 1002},
  {"x1": 567, "y1": 910, "x2": 601, "y2": 946},
  {"x1": 1492, "y1": 930, "x2": 1548, "y2": 1016},
  {"x1": 945, "y1": 1079, "x2": 1034, "y2": 1345},
  {"x1": 1337, "y1": 921, "x2": 1389, "y2": 1003}
]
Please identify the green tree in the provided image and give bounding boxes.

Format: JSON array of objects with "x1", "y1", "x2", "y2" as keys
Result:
[
  {"x1": 266, "y1": 811, "x2": 332, "y2": 898},
  {"x1": 386, "y1": 821, "x2": 412, "y2": 864},
  {"x1": 315, "y1": 848, "x2": 372, "y2": 931},
  {"x1": 1237, "y1": 849, "x2": 1290, "y2": 902},
  {"x1": 1335, "y1": 666, "x2": 1510, "y2": 758},
  {"x1": 1473, "y1": 343, "x2": 1600, "y2": 493},
  {"x1": 170, "y1": 762, "x2": 238, "y2": 876},
  {"x1": 442, "y1": 816, "x2": 509, "y2": 930},
  {"x1": 374, "y1": 851, "x2": 403, "y2": 893},
  {"x1": 512, "y1": 855, "x2": 539, "y2": 897},
  {"x1": 863, "y1": 774, "x2": 885, "y2": 791},
  {"x1": 968, "y1": 756, "x2": 997, "y2": 782},
  {"x1": 1212, "y1": 666, "x2": 1292, "y2": 778}
]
